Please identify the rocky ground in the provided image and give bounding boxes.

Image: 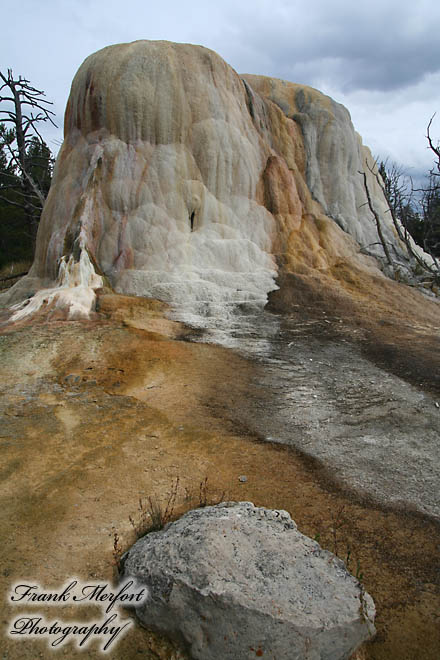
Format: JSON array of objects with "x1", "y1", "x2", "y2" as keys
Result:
[{"x1": 1, "y1": 292, "x2": 440, "y2": 659}]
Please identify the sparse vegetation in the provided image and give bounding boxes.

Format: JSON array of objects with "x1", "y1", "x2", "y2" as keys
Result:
[
  {"x1": 198, "y1": 475, "x2": 226, "y2": 508},
  {"x1": 112, "y1": 476, "x2": 228, "y2": 573},
  {"x1": 112, "y1": 529, "x2": 124, "y2": 572},
  {"x1": 314, "y1": 504, "x2": 364, "y2": 584}
]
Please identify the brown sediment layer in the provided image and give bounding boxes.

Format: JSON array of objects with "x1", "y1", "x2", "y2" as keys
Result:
[{"x1": 0, "y1": 294, "x2": 439, "y2": 659}]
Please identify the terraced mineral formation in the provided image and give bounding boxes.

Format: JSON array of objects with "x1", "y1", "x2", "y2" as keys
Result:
[{"x1": 1, "y1": 40, "x2": 419, "y2": 319}]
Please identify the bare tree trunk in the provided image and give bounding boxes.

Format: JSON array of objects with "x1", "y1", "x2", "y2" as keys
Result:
[
  {"x1": 9, "y1": 77, "x2": 36, "y2": 241},
  {"x1": 360, "y1": 170, "x2": 392, "y2": 265}
]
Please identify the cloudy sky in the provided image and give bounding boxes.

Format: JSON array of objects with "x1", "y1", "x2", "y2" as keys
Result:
[{"x1": 2, "y1": 0, "x2": 440, "y2": 183}]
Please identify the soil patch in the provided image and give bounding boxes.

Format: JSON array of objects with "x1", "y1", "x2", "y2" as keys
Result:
[{"x1": 1, "y1": 295, "x2": 439, "y2": 659}]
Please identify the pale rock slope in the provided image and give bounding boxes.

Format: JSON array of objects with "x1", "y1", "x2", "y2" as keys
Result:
[{"x1": 1, "y1": 40, "x2": 413, "y2": 319}]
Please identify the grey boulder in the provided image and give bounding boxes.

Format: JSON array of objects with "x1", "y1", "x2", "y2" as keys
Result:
[{"x1": 120, "y1": 501, "x2": 375, "y2": 659}]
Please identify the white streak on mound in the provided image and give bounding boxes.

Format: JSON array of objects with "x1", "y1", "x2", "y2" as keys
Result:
[{"x1": 10, "y1": 248, "x2": 103, "y2": 322}]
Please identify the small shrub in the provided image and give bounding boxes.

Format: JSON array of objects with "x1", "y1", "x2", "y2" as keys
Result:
[
  {"x1": 111, "y1": 476, "x2": 228, "y2": 574},
  {"x1": 198, "y1": 476, "x2": 226, "y2": 508},
  {"x1": 314, "y1": 505, "x2": 365, "y2": 583},
  {"x1": 130, "y1": 477, "x2": 180, "y2": 537},
  {"x1": 112, "y1": 528, "x2": 123, "y2": 571}
]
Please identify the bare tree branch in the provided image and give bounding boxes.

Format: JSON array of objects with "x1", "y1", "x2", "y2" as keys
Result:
[
  {"x1": 427, "y1": 114, "x2": 440, "y2": 163},
  {"x1": 4, "y1": 140, "x2": 46, "y2": 206}
]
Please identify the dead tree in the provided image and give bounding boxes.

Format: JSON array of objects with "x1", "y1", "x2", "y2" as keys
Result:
[
  {"x1": 0, "y1": 68, "x2": 56, "y2": 242},
  {"x1": 360, "y1": 169, "x2": 392, "y2": 265},
  {"x1": 365, "y1": 159, "x2": 440, "y2": 278},
  {"x1": 427, "y1": 114, "x2": 440, "y2": 171},
  {"x1": 422, "y1": 115, "x2": 440, "y2": 258}
]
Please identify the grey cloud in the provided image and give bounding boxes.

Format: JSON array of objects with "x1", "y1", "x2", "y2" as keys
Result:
[
  {"x1": 2, "y1": 0, "x2": 439, "y2": 174},
  {"x1": 217, "y1": 1, "x2": 440, "y2": 92}
]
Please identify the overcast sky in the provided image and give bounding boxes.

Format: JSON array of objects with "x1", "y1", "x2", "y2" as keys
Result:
[{"x1": 2, "y1": 0, "x2": 440, "y2": 184}]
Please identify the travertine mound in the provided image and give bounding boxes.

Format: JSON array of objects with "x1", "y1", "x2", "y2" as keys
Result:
[
  {"x1": 121, "y1": 501, "x2": 376, "y2": 660},
  {"x1": 0, "y1": 40, "x2": 423, "y2": 319},
  {"x1": 242, "y1": 74, "x2": 391, "y2": 248}
]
